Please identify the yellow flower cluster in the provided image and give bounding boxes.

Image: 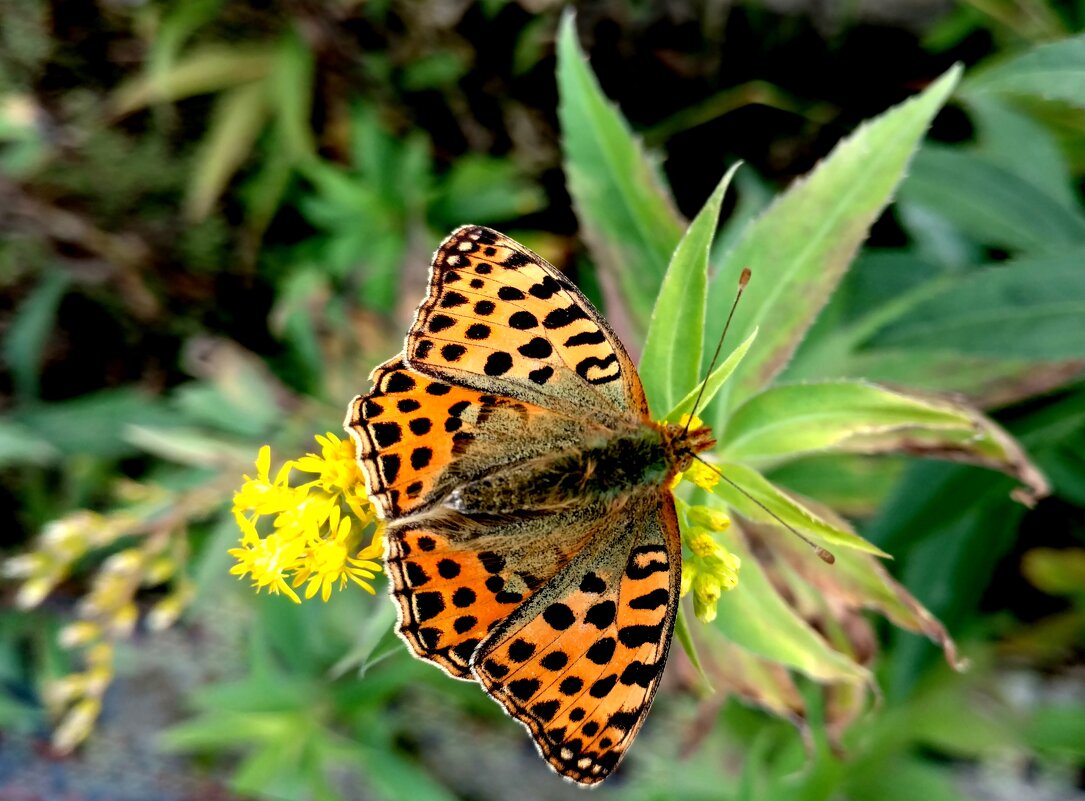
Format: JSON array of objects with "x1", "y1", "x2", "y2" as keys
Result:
[
  {"x1": 670, "y1": 415, "x2": 721, "y2": 492},
  {"x1": 680, "y1": 506, "x2": 741, "y2": 624},
  {"x1": 229, "y1": 433, "x2": 383, "y2": 603},
  {"x1": 669, "y1": 415, "x2": 740, "y2": 623},
  {"x1": 2, "y1": 491, "x2": 197, "y2": 752}
]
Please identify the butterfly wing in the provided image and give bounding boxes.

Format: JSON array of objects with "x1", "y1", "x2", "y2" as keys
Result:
[
  {"x1": 381, "y1": 498, "x2": 624, "y2": 680},
  {"x1": 347, "y1": 226, "x2": 681, "y2": 782},
  {"x1": 472, "y1": 492, "x2": 682, "y2": 785},
  {"x1": 405, "y1": 225, "x2": 649, "y2": 420},
  {"x1": 347, "y1": 358, "x2": 624, "y2": 679},
  {"x1": 346, "y1": 357, "x2": 603, "y2": 519}
]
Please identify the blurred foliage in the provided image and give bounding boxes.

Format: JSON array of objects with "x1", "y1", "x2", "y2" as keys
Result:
[{"x1": 1, "y1": 1, "x2": 1084, "y2": 800}]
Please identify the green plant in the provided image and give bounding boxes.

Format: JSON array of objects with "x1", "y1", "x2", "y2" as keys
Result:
[{"x1": 3, "y1": 6, "x2": 1084, "y2": 800}]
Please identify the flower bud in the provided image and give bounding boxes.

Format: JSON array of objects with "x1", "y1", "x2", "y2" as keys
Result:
[
  {"x1": 52, "y1": 697, "x2": 102, "y2": 754},
  {"x1": 59, "y1": 622, "x2": 102, "y2": 649}
]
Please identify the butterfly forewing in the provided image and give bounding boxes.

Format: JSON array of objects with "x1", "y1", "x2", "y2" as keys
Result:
[
  {"x1": 347, "y1": 357, "x2": 598, "y2": 519},
  {"x1": 406, "y1": 225, "x2": 649, "y2": 419}
]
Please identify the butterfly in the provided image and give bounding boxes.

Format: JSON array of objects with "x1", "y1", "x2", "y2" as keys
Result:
[{"x1": 345, "y1": 225, "x2": 715, "y2": 784}]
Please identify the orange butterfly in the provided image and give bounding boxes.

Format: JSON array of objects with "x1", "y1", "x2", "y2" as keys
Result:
[{"x1": 345, "y1": 225, "x2": 714, "y2": 784}]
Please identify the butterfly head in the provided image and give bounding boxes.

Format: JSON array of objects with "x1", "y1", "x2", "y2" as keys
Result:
[{"x1": 659, "y1": 421, "x2": 716, "y2": 474}]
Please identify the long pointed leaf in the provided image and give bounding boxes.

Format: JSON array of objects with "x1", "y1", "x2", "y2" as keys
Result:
[
  {"x1": 666, "y1": 327, "x2": 758, "y2": 421},
  {"x1": 185, "y1": 80, "x2": 269, "y2": 220},
  {"x1": 713, "y1": 462, "x2": 889, "y2": 556},
  {"x1": 712, "y1": 521, "x2": 872, "y2": 684},
  {"x1": 642, "y1": 163, "x2": 740, "y2": 414},
  {"x1": 557, "y1": 10, "x2": 684, "y2": 332},
  {"x1": 721, "y1": 381, "x2": 1049, "y2": 504},
  {"x1": 706, "y1": 65, "x2": 962, "y2": 422}
]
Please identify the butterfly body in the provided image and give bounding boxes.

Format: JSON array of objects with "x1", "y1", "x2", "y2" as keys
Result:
[
  {"x1": 447, "y1": 421, "x2": 713, "y2": 517},
  {"x1": 346, "y1": 226, "x2": 714, "y2": 784}
]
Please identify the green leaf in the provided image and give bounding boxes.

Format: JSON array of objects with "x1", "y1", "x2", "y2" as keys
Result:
[
  {"x1": 835, "y1": 348, "x2": 1080, "y2": 408},
  {"x1": 185, "y1": 80, "x2": 269, "y2": 220},
  {"x1": 707, "y1": 65, "x2": 962, "y2": 421},
  {"x1": 556, "y1": 9, "x2": 684, "y2": 332},
  {"x1": 899, "y1": 146, "x2": 1085, "y2": 253},
  {"x1": 3, "y1": 269, "x2": 68, "y2": 399},
  {"x1": 767, "y1": 454, "x2": 904, "y2": 518},
  {"x1": 753, "y1": 522, "x2": 962, "y2": 670},
  {"x1": 712, "y1": 462, "x2": 888, "y2": 556},
  {"x1": 642, "y1": 163, "x2": 740, "y2": 415},
  {"x1": 846, "y1": 757, "x2": 970, "y2": 801},
  {"x1": 176, "y1": 340, "x2": 289, "y2": 436},
  {"x1": 125, "y1": 425, "x2": 253, "y2": 467},
  {"x1": 868, "y1": 463, "x2": 1024, "y2": 697},
  {"x1": 721, "y1": 381, "x2": 1049, "y2": 505},
  {"x1": 1024, "y1": 705, "x2": 1085, "y2": 760},
  {"x1": 0, "y1": 419, "x2": 58, "y2": 466},
  {"x1": 720, "y1": 382, "x2": 980, "y2": 464},
  {"x1": 429, "y1": 156, "x2": 547, "y2": 226},
  {"x1": 712, "y1": 522, "x2": 871, "y2": 684},
  {"x1": 111, "y1": 46, "x2": 273, "y2": 115},
  {"x1": 673, "y1": 608, "x2": 713, "y2": 692},
  {"x1": 666, "y1": 327, "x2": 758, "y2": 421},
  {"x1": 968, "y1": 94, "x2": 1077, "y2": 208},
  {"x1": 160, "y1": 710, "x2": 297, "y2": 750},
  {"x1": 272, "y1": 30, "x2": 316, "y2": 163},
  {"x1": 865, "y1": 248, "x2": 1085, "y2": 359},
  {"x1": 358, "y1": 748, "x2": 459, "y2": 801},
  {"x1": 963, "y1": 33, "x2": 1085, "y2": 109},
  {"x1": 15, "y1": 389, "x2": 177, "y2": 458}
]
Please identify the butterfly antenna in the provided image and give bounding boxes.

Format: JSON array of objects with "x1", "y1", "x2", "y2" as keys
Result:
[
  {"x1": 693, "y1": 455, "x2": 836, "y2": 564},
  {"x1": 683, "y1": 267, "x2": 752, "y2": 436}
]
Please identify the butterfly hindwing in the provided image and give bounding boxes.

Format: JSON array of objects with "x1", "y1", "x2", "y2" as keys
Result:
[
  {"x1": 384, "y1": 500, "x2": 624, "y2": 680},
  {"x1": 406, "y1": 225, "x2": 649, "y2": 420},
  {"x1": 472, "y1": 492, "x2": 681, "y2": 785}
]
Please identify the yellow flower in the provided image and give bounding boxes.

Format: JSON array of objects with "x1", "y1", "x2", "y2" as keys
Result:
[
  {"x1": 232, "y1": 445, "x2": 299, "y2": 517},
  {"x1": 688, "y1": 528, "x2": 722, "y2": 559},
  {"x1": 685, "y1": 459, "x2": 720, "y2": 491},
  {"x1": 295, "y1": 433, "x2": 362, "y2": 493},
  {"x1": 680, "y1": 516, "x2": 741, "y2": 624},
  {"x1": 677, "y1": 413, "x2": 705, "y2": 431},
  {"x1": 687, "y1": 505, "x2": 731, "y2": 532},
  {"x1": 294, "y1": 433, "x2": 374, "y2": 525},
  {"x1": 291, "y1": 506, "x2": 384, "y2": 601},
  {"x1": 230, "y1": 433, "x2": 381, "y2": 604},
  {"x1": 229, "y1": 523, "x2": 305, "y2": 603}
]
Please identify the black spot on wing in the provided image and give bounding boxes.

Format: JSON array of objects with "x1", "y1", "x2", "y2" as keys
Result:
[
  {"x1": 385, "y1": 372, "x2": 415, "y2": 393},
  {"x1": 441, "y1": 343, "x2": 467, "y2": 362},
  {"x1": 504, "y1": 251, "x2": 531, "y2": 269},
  {"x1": 509, "y1": 678, "x2": 541, "y2": 700},
  {"x1": 584, "y1": 601, "x2": 616, "y2": 629},
  {"x1": 379, "y1": 454, "x2": 400, "y2": 484},
  {"x1": 528, "y1": 366, "x2": 554, "y2": 385},
  {"x1": 542, "y1": 304, "x2": 588, "y2": 329},
  {"x1": 617, "y1": 622, "x2": 665, "y2": 648},
  {"x1": 543, "y1": 603, "x2": 575, "y2": 630},
  {"x1": 565, "y1": 330, "x2": 607, "y2": 347},
  {"x1": 576, "y1": 353, "x2": 620, "y2": 384},
  {"x1": 440, "y1": 291, "x2": 468, "y2": 308},
  {"x1": 585, "y1": 637, "x2": 615, "y2": 665},
  {"x1": 372, "y1": 422, "x2": 402, "y2": 448},
  {"x1": 518, "y1": 337, "x2": 553, "y2": 359}
]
